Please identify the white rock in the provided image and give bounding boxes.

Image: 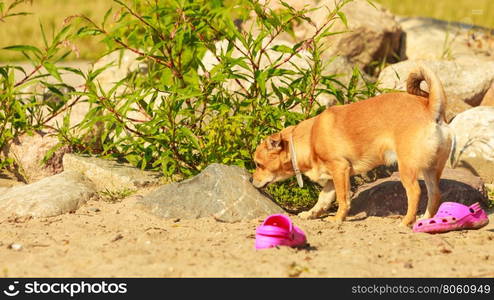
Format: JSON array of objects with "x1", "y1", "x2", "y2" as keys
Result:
[
  {"x1": 449, "y1": 106, "x2": 494, "y2": 183},
  {"x1": 9, "y1": 243, "x2": 23, "y2": 251},
  {"x1": 63, "y1": 154, "x2": 162, "y2": 192},
  {"x1": 399, "y1": 17, "x2": 494, "y2": 61}
]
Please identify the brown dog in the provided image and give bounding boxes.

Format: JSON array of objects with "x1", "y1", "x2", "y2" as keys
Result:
[{"x1": 251, "y1": 65, "x2": 452, "y2": 226}]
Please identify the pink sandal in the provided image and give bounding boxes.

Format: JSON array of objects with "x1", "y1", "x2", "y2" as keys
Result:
[
  {"x1": 255, "y1": 214, "x2": 307, "y2": 249},
  {"x1": 413, "y1": 202, "x2": 489, "y2": 234}
]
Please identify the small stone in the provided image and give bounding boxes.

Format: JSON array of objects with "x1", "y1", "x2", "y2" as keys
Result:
[
  {"x1": 88, "y1": 207, "x2": 101, "y2": 213},
  {"x1": 440, "y1": 248, "x2": 452, "y2": 254},
  {"x1": 111, "y1": 234, "x2": 123, "y2": 242},
  {"x1": 9, "y1": 243, "x2": 23, "y2": 251}
]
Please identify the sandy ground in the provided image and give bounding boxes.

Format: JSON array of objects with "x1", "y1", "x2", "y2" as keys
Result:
[{"x1": 0, "y1": 186, "x2": 493, "y2": 278}]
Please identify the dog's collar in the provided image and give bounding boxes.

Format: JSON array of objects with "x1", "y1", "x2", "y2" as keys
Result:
[{"x1": 289, "y1": 135, "x2": 304, "y2": 188}]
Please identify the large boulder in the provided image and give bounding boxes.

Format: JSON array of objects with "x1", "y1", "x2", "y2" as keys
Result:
[
  {"x1": 349, "y1": 168, "x2": 488, "y2": 217},
  {"x1": 246, "y1": 0, "x2": 405, "y2": 72},
  {"x1": 378, "y1": 59, "x2": 494, "y2": 121},
  {"x1": 0, "y1": 171, "x2": 97, "y2": 217},
  {"x1": 63, "y1": 154, "x2": 162, "y2": 192},
  {"x1": 399, "y1": 17, "x2": 494, "y2": 61},
  {"x1": 136, "y1": 163, "x2": 284, "y2": 222},
  {"x1": 480, "y1": 81, "x2": 494, "y2": 106},
  {"x1": 449, "y1": 106, "x2": 494, "y2": 184}
]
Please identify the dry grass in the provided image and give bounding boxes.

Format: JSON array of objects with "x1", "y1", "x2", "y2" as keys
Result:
[
  {"x1": 0, "y1": 0, "x2": 113, "y2": 62},
  {"x1": 1, "y1": 0, "x2": 494, "y2": 62},
  {"x1": 376, "y1": 0, "x2": 494, "y2": 29}
]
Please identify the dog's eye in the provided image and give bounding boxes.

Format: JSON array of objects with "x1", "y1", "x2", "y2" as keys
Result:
[{"x1": 256, "y1": 162, "x2": 264, "y2": 169}]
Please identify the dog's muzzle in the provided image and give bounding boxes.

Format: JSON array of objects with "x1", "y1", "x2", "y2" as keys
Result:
[{"x1": 249, "y1": 177, "x2": 268, "y2": 189}]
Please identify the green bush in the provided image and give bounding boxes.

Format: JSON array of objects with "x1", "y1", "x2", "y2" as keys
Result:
[
  {"x1": 0, "y1": 0, "x2": 381, "y2": 211},
  {"x1": 0, "y1": 0, "x2": 84, "y2": 171}
]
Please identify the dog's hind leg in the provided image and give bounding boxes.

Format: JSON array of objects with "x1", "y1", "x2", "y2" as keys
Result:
[
  {"x1": 298, "y1": 181, "x2": 335, "y2": 219},
  {"x1": 422, "y1": 168, "x2": 441, "y2": 220},
  {"x1": 398, "y1": 163, "x2": 421, "y2": 227},
  {"x1": 422, "y1": 146, "x2": 449, "y2": 219},
  {"x1": 325, "y1": 161, "x2": 351, "y2": 224}
]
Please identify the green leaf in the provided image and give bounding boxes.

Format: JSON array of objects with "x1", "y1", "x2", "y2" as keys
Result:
[
  {"x1": 53, "y1": 25, "x2": 72, "y2": 45},
  {"x1": 3, "y1": 45, "x2": 41, "y2": 54},
  {"x1": 43, "y1": 62, "x2": 63, "y2": 82},
  {"x1": 271, "y1": 45, "x2": 294, "y2": 54},
  {"x1": 102, "y1": 7, "x2": 113, "y2": 27},
  {"x1": 366, "y1": 0, "x2": 378, "y2": 9},
  {"x1": 337, "y1": 11, "x2": 348, "y2": 28},
  {"x1": 8, "y1": 0, "x2": 27, "y2": 10},
  {"x1": 256, "y1": 70, "x2": 268, "y2": 95},
  {"x1": 39, "y1": 22, "x2": 49, "y2": 49},
  {"x1": 179, "y1": 127, "x2": 200, "y2": 150}
]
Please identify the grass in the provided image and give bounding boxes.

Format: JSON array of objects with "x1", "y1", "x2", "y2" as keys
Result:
[
  {"x1": 98, "y1": 188, "x2": 136, "y2": 204},
  {"x1": 375, "y1": 0, "x2": 494, "y2": 29},
  {"x1": 487, "y1": 186, "x2": 494, "y2": 209},
  {"x1": 0, "y1": 0, "x2": 113, "y2": 62}
]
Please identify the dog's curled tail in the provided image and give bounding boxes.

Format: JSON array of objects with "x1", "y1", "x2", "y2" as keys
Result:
[{"x1": 406, "y1": 65, "x2": 447, "y2": 123}]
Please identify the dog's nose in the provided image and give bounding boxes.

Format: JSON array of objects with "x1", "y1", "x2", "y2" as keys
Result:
[{"x1": 249, "y1": 177, "x2": 253, "y2": 184}]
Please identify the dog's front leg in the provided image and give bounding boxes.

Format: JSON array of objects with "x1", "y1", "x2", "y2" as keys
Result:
[{"x1": 298, "y1": 181, "x2": 335, "y2": 219}]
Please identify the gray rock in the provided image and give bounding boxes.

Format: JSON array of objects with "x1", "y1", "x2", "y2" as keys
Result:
[
  {"x1": 137, "y1": 163, "x2": 284, "y2": 222},
  {"x1": 349, "y1": 168, "x2": 488, "y2": 217},
  {"x1": 0, "y1": 171, "x2": 96, "y2": 217},
  {"x1": 63, "y1": 154, "x2": 162, "y2": 192},
  {"x1": 449, "y1": 106, "x2": 494, "y2": 184},
  {"x1": 378, "y1": 59, "x2": 494, "y2": 121}
]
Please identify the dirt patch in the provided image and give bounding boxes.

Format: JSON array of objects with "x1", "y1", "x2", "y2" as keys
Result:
[{"x1": 0, "y1": 187, "x2": 493, "y2": 277}]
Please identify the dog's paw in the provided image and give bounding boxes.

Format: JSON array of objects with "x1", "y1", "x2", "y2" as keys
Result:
[
  {"x1": 324, "y1": 216, "x2": 343, "y2": 225},
  {"x1": 418, "y1": 212, "x2": 433, "y2": 220},
  {"x1": 398, "y1": 220, "x2": 413, "y2": 228},
  {"x1": 298, "y1": 211, "x2": 314, "y2": 220}
]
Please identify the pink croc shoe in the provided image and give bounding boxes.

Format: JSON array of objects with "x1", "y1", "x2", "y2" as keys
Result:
[
  {"x1": 255, "y1": 214, "x2": 307, "y2": 250},
  {"x1": 413, "y1": 202, "x2": 489, "y2": 234}
]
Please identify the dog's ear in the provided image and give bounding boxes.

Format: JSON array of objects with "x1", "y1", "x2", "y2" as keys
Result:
[
  {"x1": 266, "y1": 133, "x2": 283, "y2": 152},
  {"x1": 280, "y1": 126, "x2": 295, "y2": 138}
]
